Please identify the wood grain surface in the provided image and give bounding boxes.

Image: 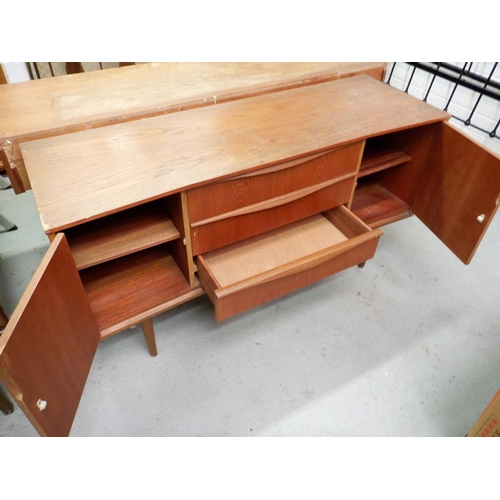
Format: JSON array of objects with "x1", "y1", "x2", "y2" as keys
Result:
[
  {"x1": 0, "y1": 234, "x2": 100, "y2": 436},
  {"x1": 187, "y1": 143, "x2": 361, "y2": 222},
  {"x1": 1, "y1": 63, "x2": 386, "y2": 140},
  {"x1": 2, "y1": 62, "x2": 386, "y2": 193},
  {"x1": 412, "y1": 122, "x2": 500, "y2": 264},
  {"x1": 351, "y1": 181, "x2": 413, "y2": 228},
  {"x1": 65, "y1": 201, "x2": 180, "y2": 269},
  {"x1": 79, "y1": 245, "x2": 202, "y2": 336},
  {"x1": 201, "y1": 214, "x2": 348, "y2": 287},
  {"x1": 21, "y1": 75, "x2": 448, "y2": 234},
  {"x1": 197, "y1": 207, "x2": 382, "y2": 321},
  {"x1": 190, "y1": 178, "x2": 355, "y2": 255}
]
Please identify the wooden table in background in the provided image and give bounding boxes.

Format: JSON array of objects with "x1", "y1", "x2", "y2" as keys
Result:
[{"x1": 0, "y1": 62, "x2": 386, "y2": 193}]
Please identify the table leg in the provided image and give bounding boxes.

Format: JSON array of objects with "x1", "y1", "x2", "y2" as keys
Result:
[
  {"x1": 0, "y1": 213, "x2": 17, "y2": 233},
  {"x1": 0, "y1": 303, "x2": 13, "y2": 415},
  {"x1": 0, "y1": 385, "x2": 14, "y2": 415},
  {"x1": 0, "y1": 303, "x2": 8, "y2": 330},
  {"x1": 141, "y1": 318, "x2": 158, "y2": 357}
]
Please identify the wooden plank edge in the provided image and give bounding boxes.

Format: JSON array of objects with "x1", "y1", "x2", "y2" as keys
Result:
[
  {"x1": 214, "y1": 228, "x2": 383, "y2": 299},
  {"x1": 98, "y1": 283, "x2": 205, "y2": 339},
  {"x1": 191, "y1": 173, "x2": 356, "y2": 228},
  {"x1": 366, "y1": 208, "x2": 413, "y2": 229},
  {"x1": 358, "y1": 150, "x2": 411, "y2": 178},
  {"x1": 72, "y1": 229, "x2": 181, "y2": 270}
]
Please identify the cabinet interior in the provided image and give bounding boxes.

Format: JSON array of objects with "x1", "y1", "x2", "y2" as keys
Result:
[
  {"x1": 64, "y1": 200, "x2": 181, "y2": 270},
  {"x1": 62, "y1": 196, "x2": 200, "y2": 338},
  {"x1": 351, "y1": 123, "x2": 439, "y2": 228},
  {"x1": 79, "y1": 245, "x2": 195, "y2": 337}
]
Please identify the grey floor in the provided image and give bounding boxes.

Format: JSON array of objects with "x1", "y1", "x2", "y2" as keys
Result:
[{"x1": 1, "y1": 177, "x2": 499, "y2": 437}]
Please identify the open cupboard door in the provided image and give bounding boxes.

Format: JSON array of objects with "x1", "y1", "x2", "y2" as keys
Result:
[
  {"x1": 0, "y1": 234, "x2": 100, "y2": 436},
  {"x1": 412, "y1": 122, "x2": 500, "y2": 264}
]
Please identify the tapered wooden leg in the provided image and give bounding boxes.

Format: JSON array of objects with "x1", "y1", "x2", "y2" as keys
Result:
[
  {"x1": 0, "y1": 303, "x2": 8, "y2": 329},
  {"x1": 0, "y1": 385, "x2": 14, "y2": 415},
  {"x1": 141, "y1": 318, "x2": 157, "y2": 357}
]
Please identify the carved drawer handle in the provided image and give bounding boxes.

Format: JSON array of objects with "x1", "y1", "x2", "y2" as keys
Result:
[
  {"x1": 191, "y1": 172, "x2": 356, "y2": 229},
  {"x1": 226, "y1": 148, "x2": 340, "y2": 180}
]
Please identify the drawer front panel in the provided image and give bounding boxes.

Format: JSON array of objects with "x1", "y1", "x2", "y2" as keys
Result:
[
  {"x1": 187, "y1": 142, "x2": 363, "y2": 224},
  {"x1": 196, "y1": 206, "x2": 382, "y2": 321},
  {"x1": 191, "y1": 176, "x2": 354, "y2": 255}
]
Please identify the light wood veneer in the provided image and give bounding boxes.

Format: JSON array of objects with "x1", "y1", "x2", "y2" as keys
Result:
[
  {"x1": 0, "y1": 62, "x2": 386, "y2": 193},
  {"x1": 21, "y1": 76, "x2": 447, "y2": 234},
  {"x1": 197, "y1": 207, "x2": 382, "y2": 321}
]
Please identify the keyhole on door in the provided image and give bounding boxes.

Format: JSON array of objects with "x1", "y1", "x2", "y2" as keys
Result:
[{"x1": 477, "y1": 214, "x2": 485, "y2": 223}]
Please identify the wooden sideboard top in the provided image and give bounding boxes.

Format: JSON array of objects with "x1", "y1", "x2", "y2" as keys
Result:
[
  {"x1": 21, "y1": 75, "x2": 449, "y2": 234},
  {"x1": 0, "y1": 62, "x2": 386, "y2": 141}
]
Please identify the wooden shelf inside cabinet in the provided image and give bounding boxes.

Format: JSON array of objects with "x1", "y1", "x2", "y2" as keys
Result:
[
  {"x1": 351, "y1": 181, "x2": 412, "y2": 228},
  {"x1": 358, "y1": 149, "x2": 411, "y2": 178},
  {"x1": 79, "y1": 245, "x2": 203, "y2": 338},
  {"x1": 65, "y1": 203, "x2": 180, "y2": 270}
]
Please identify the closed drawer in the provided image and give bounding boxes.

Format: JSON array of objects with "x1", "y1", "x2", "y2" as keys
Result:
[
  {"x1": 187, "y1": 142, "x2": 363, "y2": 255},
  {"x1": 196, "y1": 205, "x2": 382, "y2": 321}
]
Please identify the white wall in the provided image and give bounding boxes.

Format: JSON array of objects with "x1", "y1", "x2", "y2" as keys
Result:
[
  {"x1": 1, "y1": 62, "x2": 32, "y2": 83},
  {"x1": 1, "y1": 62, "x2": 129, "y2": 81}
]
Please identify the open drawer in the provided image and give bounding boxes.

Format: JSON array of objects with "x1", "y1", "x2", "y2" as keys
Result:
[{"x1": 196, "y1": 205, "x2": 383, "y2": 321}]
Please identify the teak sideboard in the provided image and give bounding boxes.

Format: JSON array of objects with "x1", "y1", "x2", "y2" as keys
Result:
[{"x1": 1, "y1": 75, "x2": 500, "y2": 437}]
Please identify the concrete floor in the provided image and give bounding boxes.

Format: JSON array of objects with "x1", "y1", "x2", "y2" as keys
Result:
[{"x1": 1, "y1": 178, "x2": 499, "y2": 437}]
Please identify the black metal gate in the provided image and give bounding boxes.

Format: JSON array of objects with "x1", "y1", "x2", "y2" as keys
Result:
[{"x1": 386, "y1": 62, "x2": 500, "y2": 143}]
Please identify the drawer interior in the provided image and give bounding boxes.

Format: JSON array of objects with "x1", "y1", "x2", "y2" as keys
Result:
[
  {"x1": 203, "y1": 214, "x2": 348, "y2": 287},
  {"x1": 196, "y1": 206, "x2": 382, "y2": 320}
]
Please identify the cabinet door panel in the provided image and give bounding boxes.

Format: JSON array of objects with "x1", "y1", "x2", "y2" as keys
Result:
[
  {"x1": 0, "y1": 234, "x2": 100, "y2": 436},
  {"x1": 412, "y1": 122, "x2": 500, "y2": 264}
]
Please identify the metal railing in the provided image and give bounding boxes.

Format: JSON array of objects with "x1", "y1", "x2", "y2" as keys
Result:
[{"x1": 386, "y1": 62, "x2": 500, "y2": 141}]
